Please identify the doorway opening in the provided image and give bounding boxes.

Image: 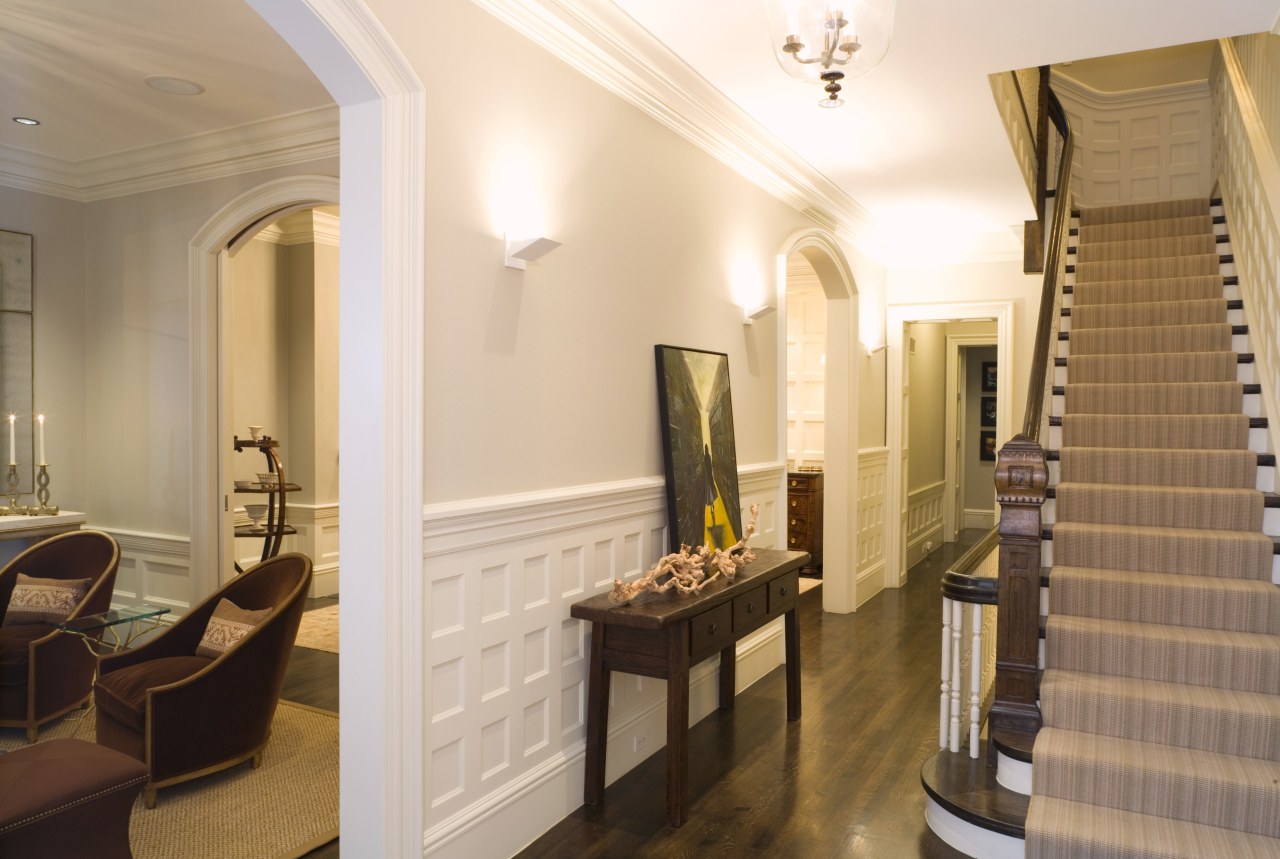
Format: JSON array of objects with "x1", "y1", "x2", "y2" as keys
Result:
[{"x1": 784, "y1": 255, "x2": 827, "y2": 582}]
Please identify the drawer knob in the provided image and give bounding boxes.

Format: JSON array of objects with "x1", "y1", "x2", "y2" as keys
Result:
[
  {"x1": 789, "y1": 479, "x2": 797, "y2": 487},
  {"x1": 747, "y1": 602, "x2": 756, "y2": 613},
  {"x1": 789, "y1": 536, "x2": 797, "y2": 544},
  {"x1": 779, "y1": 586, "x2": 789, "y2": 597},
  {"x1": 790, "y1": 499, "x2": 798, "y2": 507},
  {"x1": 790, "y1": 518, "x2": 796, "y2": 525},
  {"x1": 708, "y1": 622, "x2": 718, "y2": 635}
]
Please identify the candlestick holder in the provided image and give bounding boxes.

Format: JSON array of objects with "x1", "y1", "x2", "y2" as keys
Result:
[
  {"x1": 32, "y1": 465, "x2": 57, "y2": 515},
  {"x1": 2, "y1": 464, "x2": 26, "y2": 516}
]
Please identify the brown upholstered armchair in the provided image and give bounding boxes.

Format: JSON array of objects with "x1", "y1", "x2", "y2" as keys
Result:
[
  {"x1": 94, "y1": 552, "x2": 312, "y2": 807},
  {"x1": 0, "y1": 530, "x2": 121, "y2": 742}
]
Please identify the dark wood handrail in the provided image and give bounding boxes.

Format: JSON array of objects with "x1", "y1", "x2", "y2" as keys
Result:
[
  {"x1": 941, "y1": 527, "x2": 1000, "y2": 604},
  {"x1": 1021, "y1": 92, "x2": 1074, "y2": 439}
]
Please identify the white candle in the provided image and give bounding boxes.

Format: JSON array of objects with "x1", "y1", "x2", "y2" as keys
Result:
[
  {"x1": 7, "y1": 414, "x2": 13, "y2": 466},
  {"x1": 37, "y1": 414, "x2": 45, "y2": 466}
]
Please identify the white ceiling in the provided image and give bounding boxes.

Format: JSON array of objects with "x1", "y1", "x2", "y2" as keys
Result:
[{"x1": 3, "y1": 0, "x2": 1279, "y2": 262}]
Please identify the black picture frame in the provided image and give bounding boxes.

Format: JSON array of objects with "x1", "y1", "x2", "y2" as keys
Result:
[
  {"x1": 981, "y1": 396, "x2": 996, "y2": 428},
  {"x1": 979, "y1": 430, "x2": 997, "y2": 462},
  {"x1": 981, "y1": 361, "x2": 997, "y2": 392},
  {"x1": 655, "y1": 345, "x2": 743, "y2": 553}
]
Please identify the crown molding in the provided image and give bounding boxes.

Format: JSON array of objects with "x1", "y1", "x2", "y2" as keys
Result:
[
  {"x1": 0, "y1": 105, "x2": 338, "y2": 202},
  {"x1": 469, "y1": 0, "x2": 874, "y2": 244},
  {"x1": 1051, "y1": 70, "x2": 1210, "y2": 111}
]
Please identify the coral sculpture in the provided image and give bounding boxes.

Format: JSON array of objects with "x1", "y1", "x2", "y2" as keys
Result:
[{"x1": 609, "y1": 504, "x2": 759, "y2": 604}]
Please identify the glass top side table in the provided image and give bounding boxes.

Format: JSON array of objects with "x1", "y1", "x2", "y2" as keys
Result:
[{"x1": 54, "y1": 604, "x2": 171, "y2": 652}]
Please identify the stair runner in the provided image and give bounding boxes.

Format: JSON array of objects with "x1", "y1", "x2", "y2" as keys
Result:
[{"x1": 1025, "y1": 198, "x2": 1280, "y2": 858}]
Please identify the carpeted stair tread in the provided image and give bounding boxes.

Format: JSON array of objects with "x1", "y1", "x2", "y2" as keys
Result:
[
  {"x1": 1063, "y1": 382, "x2": 1242, "y2": 416},
  {"x1": 1048, "y1": 566, "x2": 1280, "y2": 634},
  {"x1": 1066, "y1": 323, "x2": 1233, "y2": 356},
  {"x1": 1069, "y1": 299, "x2": 1228, "y2": 331},
  {"x1": 1031, "y1": 728, "x2": 1280, "y2": 837},
  {"x1": 1040, "y1": 669, "x2": 1280, "y2": 760},
  {"x1": 1051, "y1": 521, "x2": 1274, "y2": 580},
  {"x1": 1058, "y1": 447, "x2": 1260, "y2": 488},
  {"x1": 1078, "y1": 198, "x2": 1210, "y2": 225},
  {"x1": 1055, "y1": 483, "x2": 1262, "y2": 531},
  {"x1": 1044, "y1": 614, "x2": 1280, "y2": 693},
  {"x1": 1070, "y1": 276, "x2": 1225, "y2": 307},
  {"x1": 1074, "y1": 254, "x2": 1221, "y2": 284},
  {"x1": 1078, "y1": 213, "x2": 1214, "y2": 244},
  {"x1": 1075, "y1": 234, "x2": 1218, "y2": 264},
  {"x1": 1061, "y1": 414, "x2": 1249, "y2": 450},
  {"x1": 1063, "y1": 353, "x2": 1239, "y2": 384},
  {"x1": 1026, "y1": 795, "x2": 1280, "y2": 858}
]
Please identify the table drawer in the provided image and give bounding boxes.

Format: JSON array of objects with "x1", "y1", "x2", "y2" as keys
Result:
[
  {"x1": 769, "y1": 571, "x2": 800, "y2": 614},
  {"x1": 733, "y1": 585, "x2": 768, "y2": 632},
  {"x1": 689, "y1": 602, "x2": 733, "y2": 659}
]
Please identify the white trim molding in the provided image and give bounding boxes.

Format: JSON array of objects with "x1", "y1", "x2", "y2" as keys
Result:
[{"x1": 102, "y1": 527, "x2": 193, "y2": 616}]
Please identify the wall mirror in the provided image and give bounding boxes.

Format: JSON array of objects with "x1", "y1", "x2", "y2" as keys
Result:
[{"x1": 0, "y1": 229, "x2": 34, "y2": 494}]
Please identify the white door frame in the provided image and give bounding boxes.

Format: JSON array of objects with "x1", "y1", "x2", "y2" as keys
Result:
[
  {"x1": 243, "y1": 3, "x2": 425, "y2": 854},
  {"x1": 776, "y1": 230, "x2": 861, "y2": 613},
  {"x1": 885, "y1": 302, "x2": 1013, "y2": 588},
  {"x1": 943, "y1": 335, "x2": 996, "y2": 540}
]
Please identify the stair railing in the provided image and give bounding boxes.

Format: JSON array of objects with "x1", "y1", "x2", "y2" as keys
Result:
[
  {"x1": 988, "y1": 91, "x2": 1073, "y2": 738},
  {"x1": 939, "y1": 529, "x2": 999, "y2": 757}
]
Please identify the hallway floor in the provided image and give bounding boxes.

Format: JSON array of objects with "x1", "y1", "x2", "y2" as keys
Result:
[{"x1": 515, "y1": 535, "x2": 983, "y2": 858}]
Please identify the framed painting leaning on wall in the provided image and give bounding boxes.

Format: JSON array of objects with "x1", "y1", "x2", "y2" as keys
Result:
[{"x1": 654, "y1": 345, "x2": 743, "y2": 553}]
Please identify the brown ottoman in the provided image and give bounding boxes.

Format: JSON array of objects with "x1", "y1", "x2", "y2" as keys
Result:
[{"x1": 0, "y1": 738, "x2": 149, "y2": 859}]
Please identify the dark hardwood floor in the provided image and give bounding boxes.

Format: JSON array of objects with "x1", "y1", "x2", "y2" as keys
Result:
[
  {"x1": 516, "y1": 536, "x2": 983, "y2": 859},
  {"x1": 287, "y1": 536, "x2": 983, "y2": 859}
]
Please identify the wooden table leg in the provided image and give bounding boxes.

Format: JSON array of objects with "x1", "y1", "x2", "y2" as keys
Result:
[
  {"x1": 665, "y1": 623, "x2": 690, "y2": 827},
  {"x1": 785, "y1": 608, "x2": 801, "y2": 721},
  {"x1": 583, "y1": 621, "x2": 610, "y2": 806},
  {"x1": 718, "y1": 644, "x2": 736, "y2": 710}
]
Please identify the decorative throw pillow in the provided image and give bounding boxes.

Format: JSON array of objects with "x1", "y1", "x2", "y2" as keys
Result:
[
  {"x1": 196, "y1": 598, "x2": 272, "y2": 658},
  {"x1": 3, "y1": 573, "x2": 91, "y2": 626}
]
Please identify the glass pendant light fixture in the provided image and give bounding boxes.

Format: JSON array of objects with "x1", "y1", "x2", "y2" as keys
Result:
[{"x1": 766, "y1": 0, "x2": 896, "y2": 107}]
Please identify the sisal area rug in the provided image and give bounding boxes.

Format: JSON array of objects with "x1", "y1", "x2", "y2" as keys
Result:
[
  {"x1": 295, "y1": 604, "x2": 339, "y2": 653},
  {"x1": 0, "y1": 701, "x2": 339, "y2": 859}
]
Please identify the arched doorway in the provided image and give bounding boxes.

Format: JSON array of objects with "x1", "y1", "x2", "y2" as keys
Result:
[{"x1": 776, "y1": 230, "x2": 860, "y2": 613}]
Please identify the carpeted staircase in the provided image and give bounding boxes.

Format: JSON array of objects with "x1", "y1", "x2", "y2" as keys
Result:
[{"x1": 1024, "y1": 198, "x2": 1280, "y2": 858}]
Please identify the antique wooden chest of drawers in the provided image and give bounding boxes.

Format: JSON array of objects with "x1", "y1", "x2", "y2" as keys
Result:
[{"x1": 786, "y1": 470, "x2": 823, "y2": 575}]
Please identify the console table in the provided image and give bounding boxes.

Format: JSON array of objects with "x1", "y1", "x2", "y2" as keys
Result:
[{"x1": 570, "y1": 548, "x2": 807, "y2": 827}]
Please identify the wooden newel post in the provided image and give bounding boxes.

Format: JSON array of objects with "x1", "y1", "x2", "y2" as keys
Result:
[{"x1": 990, "y1": 433, "x2": 1047, "y2": 737}]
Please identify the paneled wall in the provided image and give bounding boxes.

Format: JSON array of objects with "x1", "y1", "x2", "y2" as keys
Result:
[
  {"x1": 856, "y1": 447, "x2": 888, "y2": 606},
  {"x1": 1054, "y1": 72, "x2": 1212, "y2": 206},
  {"x1": 1215, "y1": 39, "x2": 1280, "y2": 466},
  {"x1": 906, "y1": 480, "x2": 945, "y2": 569},
  {"x1": 786, "y1": 271, "x2": 827, "y2": 469},
  {"x1": 421, "y1": 466, "x2": 783, "y2": 857}
]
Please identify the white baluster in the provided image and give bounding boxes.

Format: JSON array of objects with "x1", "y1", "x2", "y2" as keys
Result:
[
  {"x1": 969, "y1": 603, "x2": 982, "y2": 758},
  {"x1": 949, "y1": 599, "x2": 963, "y2": 753},
  {"x1": 940, "y1": 596, "x2": 952, "y2": 749}
]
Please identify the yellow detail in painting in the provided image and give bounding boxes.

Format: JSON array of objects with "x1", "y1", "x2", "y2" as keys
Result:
[{"x1": 704, "y1": 492, "x2": 737, "y2": 549}]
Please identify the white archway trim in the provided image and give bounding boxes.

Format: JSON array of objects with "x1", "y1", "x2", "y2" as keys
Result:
[
  {"x1": 884, "y1": 301, "x2": 1013, "y2": 589},
  {"x1": 776, "y1": 229, "x2": 861, "y2": 613},
  {"x1": 189, "y1": 174, "x2": 341, "y2": 599},
  {"x1": 243, "y1": 1, "x2": 426, "y2": 855}
]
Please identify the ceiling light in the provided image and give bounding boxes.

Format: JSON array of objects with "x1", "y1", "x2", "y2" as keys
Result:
[
  {"x1": 144, "y1": 75, "x2": 205, "y2": 96},
  {"x1": 767, "y1": 1, "x2": 896, "y2": 107},
  {"x1": 12, "y1": 117, "x2": 39, "y2": 126}
]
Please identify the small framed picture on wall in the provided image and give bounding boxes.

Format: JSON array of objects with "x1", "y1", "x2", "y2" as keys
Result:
[
  {"x1": 980, "y1": 430, "x2": 997, "y2": 462},
  {"x1": 981, "y1": 396, "x2": 997, "y2": 427},
  {"x1": 981, "y1": 361, "x2": 997, "y2": 392}
]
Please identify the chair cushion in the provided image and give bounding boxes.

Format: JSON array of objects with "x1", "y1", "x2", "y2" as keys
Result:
[
  {"x1": 94, "y1": 655, "x2": 213, "y2": 731},
  {"x1": 2, "y1": 573, "x2": 90, "y2": 626},
  {"x1": 195, "y1": 598, "x2": 271, "y2": 658},
  {"x1": 0, "y1": 623, "x2": 50, "y2": 686}
]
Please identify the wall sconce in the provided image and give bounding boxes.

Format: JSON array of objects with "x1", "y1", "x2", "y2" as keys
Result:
[
  {"x1": 743, "y1": 304, "x2": 776, "y2": 325},
  {"x1": 505, "y1": 235, "x2": 561, "y2": 270}
]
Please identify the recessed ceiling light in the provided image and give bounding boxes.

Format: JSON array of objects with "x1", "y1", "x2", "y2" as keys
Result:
[
  {"x1": 12, "y1": 117, "x2": 39, "y2": 126},
  {"x1": 144, "y1": 75, "x2": 205, "y2": 96}
]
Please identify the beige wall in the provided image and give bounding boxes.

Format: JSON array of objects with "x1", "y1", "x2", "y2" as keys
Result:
[
  {"x1": 229, "y1": 237, "x2": 288, "y2": 473},
  {"x1": 906, "y1": 322, "x2": 947, "y2": 492}
]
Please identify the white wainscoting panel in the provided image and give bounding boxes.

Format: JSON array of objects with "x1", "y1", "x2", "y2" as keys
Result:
[
  {"x1": 1054, "y1": 72, "x2": 1212, "y2": 207},
  {"x1": 1215, "y1": 40, "x2": 1280, "y2": 464},
  {"x1": 906, "y1": 480, "x2": 946, "y2": 570},
  {"x1": 233, "y1": 502, "x2": 340, "y2": 596},
  {"x1": 421, "y1": 465, "x2": 784, "y2": 858},
  {"x1": 856, "y1": 447, "x2": 888, "y2": 607},
  {"x1": 105, "y1": 528, "x2": 193, "y2": 616}
]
